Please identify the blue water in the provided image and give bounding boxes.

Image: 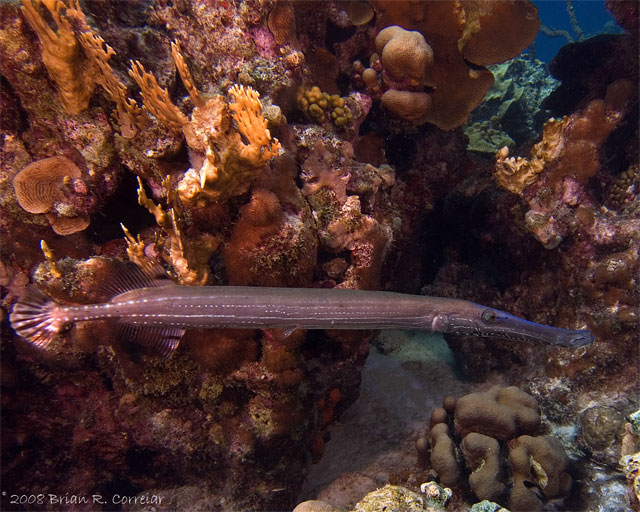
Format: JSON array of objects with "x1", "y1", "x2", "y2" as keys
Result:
[{"x1": 532, "y1": 0, "x2": 624, "y2": 63}]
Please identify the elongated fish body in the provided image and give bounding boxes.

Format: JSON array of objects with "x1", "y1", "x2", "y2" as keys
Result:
[{"x1": 10, "y1": 267, "x2": 594, "y2": 357}]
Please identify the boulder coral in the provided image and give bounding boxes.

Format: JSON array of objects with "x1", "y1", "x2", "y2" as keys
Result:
[
  {"x1": 461, "y1": 433, "x2": 506, "y2": 502},
  {"x1": 509, "y1": 435, "x2": 572, "y2": 511},
  {"x1": 429, "y1": 422, "x2": 461, "y2": 488},
  {"x1": 454, "y1": 385, "x2": 540, "y2": 440},
  {"x1": 426, "y1": 387, "x2": 570, "y2": 510},
  {"x1": 369, "y1": 0, "x2": 539, "y2": 129}
]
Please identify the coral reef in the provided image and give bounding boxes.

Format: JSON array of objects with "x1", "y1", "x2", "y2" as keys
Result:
[
  {"x1": 1, "y1": 1, "x2": 444, "y2": 509},
  {"x1": 416, "y1": 8, "x2": 639, "y2": 508},
  {"x1": 360, "y1": 1, "x2": 540, "y2": 129},
  {"x1": 294, "y1": 482, "x2": 451, "y2": 512}
]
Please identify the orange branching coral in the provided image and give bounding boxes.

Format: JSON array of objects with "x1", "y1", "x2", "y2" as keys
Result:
[
  {"x1": 77, "y1": 31, "x2": 146, "y2": 138},
  {"x1": 127, "y1": 43, "x2": 281, "y2": 205},
  {"x1": 22, "y1": 0, "x2": 147, "y2": 135},
  {"x1": 20, "y1": 0, "x2": 95, "y2": 115},
  {"x1": 122, "y1": 177, "x2": 218, "y2": 285},
  {"x1": 171, "y1": 42, "x2": 203, "y2": 109},
  {"x1": 177, "y1": 85, "x2": 281, "y2": 205},
  {"x1": 494, "y1": 117, "x2": 566, "y2": 195},
  {"x1": 12, "y1": 156, "x2": 90, "y2": 235},
  {"x1": 228, "y1": 84, "x2": 281, "y2": 163},
  {"x1": 129, "y1": 60, "x2": 188, "y2": 131}
]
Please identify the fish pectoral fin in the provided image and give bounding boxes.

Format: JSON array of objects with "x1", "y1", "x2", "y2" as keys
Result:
[
  {"x1": 282, "y1": 326, "x2": 300, "y2": 338},
  {"x1": 261, "y1": 327, "x2": 300, "y2": 341},
  {"x1": 116, "y1": 323, "x2": 184, "y2": 357}
]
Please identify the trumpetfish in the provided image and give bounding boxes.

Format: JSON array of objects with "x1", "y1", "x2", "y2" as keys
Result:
[{"x1": 10, "y1": 265, "x2": 594, "y2": 357}]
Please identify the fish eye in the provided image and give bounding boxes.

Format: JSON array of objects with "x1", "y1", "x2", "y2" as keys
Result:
[{"x1": 481, "y1": 310, "x2": 497, "y2": 324}]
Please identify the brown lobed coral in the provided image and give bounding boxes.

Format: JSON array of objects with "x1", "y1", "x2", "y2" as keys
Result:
[
  {"x1": 367, "y1": 0, "x2": 539, "y2": 129},
  {"x1": 425, "y1": 386, "x2": 571, "y2": 511}
]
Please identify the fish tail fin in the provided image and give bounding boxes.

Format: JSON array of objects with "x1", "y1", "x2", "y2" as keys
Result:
[{"x1": 10, "y1": 286, "x2": 68, "y2": 349}]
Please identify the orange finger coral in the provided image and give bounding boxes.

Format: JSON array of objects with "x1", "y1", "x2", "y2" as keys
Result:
[
  {"x1": 122, "y1": 177, "x2": 218, "y2": 285},
  {"x1": 228, "y1": 84, "x2": 281, "y2": 164},
  {"x1": 495, "y1": 79, "x2": 633, "y2": 210},
  {"x1": 177, "y1": 85, "x2": 281, "y2": 205},
  {"x1": 20, "y1": 0, "x2": 95, "y2": 115},
  {"x1": 129, "y1": 60, "x2": 188, "y2": 131},
  {"x1": 496, "y1": 79, "x2": 633, "y2": 194},
  {"x1": 127, "y1": 43, "x2": 281, "y2": 205},
  {"x1": 77, "y1": 31, "x2": 146, "y2": 138}
]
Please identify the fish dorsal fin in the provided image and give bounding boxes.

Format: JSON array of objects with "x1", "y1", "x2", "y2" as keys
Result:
[
  {"x1": 101, "y1": 263, "x2": 172, "y2": 299},
  {"x1": 115, "y1": 323, "x2": 184, "y2": 358}
]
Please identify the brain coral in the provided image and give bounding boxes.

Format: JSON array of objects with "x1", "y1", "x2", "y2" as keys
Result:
[{"x1": 12, "y1": 156, "x2": 91, "y2": 235}]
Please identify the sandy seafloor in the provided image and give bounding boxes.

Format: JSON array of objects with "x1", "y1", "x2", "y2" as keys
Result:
[
  {"x1": 300, "y1": 331, "x2": 472, "y2": 508},
  {"x1": 298, "y1": 330, "x2": 633, "y2": 512}
]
